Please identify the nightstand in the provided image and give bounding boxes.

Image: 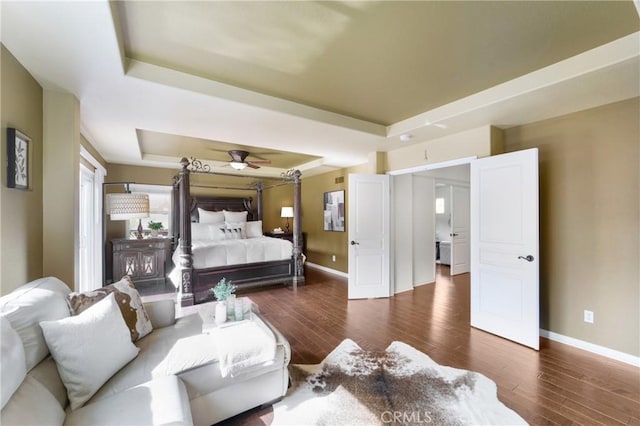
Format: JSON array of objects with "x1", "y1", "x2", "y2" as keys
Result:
[
  {"x1": 112, "y1": 238, "x2": 171, "y2": 286},
  {"x1": 265, "y1": 232, "x2": 306, "y2": 254}
]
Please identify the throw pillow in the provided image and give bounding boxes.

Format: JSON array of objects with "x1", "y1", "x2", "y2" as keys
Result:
[
  {"x1": 198, "y1": 208, "x2": 225, "y2": 224},
  {"x1": 219, "y1": 227, "x2": 242, "y2": 240},
  {"x1": 68, "y1": 276, "x2": 152, "y2": 342},
  {"x1": 245, "y1": 220, "x2": 263, "y2": 238},
  {"x1": 223, "y1": 210, "x2": 248, "y2": 223},
  {"x1": 226, "y1": 221, "x2": 247, "y2": 239},
  {"x1": 40, "y1": 293, "x2": 140, "y2": 410}
]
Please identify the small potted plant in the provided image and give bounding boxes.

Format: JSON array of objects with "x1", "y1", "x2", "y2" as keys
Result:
[
  {"x1": 148, "y1": 221, "x2": 163, "y2": 237},
  {"x1": 211, "y1": 278, "x2": 236, "y2": 324}
]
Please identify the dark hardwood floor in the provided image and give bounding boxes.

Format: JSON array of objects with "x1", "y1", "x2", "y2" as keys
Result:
[{"x1": 166, "y1": 265, "x2": 640, "y2": 425}]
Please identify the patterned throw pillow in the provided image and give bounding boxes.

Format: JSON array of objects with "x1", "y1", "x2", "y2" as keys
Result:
[
  {"x1": 226, "y1": 221, "x2": 247, "y2": 238},
  {"x1": 219, "y1": 227, "x2": 243, "y2": 240},
  {"x1": 67, "y1": 276, "x2": 153, "y2": 342}
]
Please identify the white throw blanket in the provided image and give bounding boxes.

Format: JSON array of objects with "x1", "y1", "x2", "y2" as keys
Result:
[{"x1": 213, "y1": 316, "x2": 277, "y2": 378}]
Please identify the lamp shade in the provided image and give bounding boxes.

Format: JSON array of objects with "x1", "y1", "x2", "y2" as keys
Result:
[
  {"x1": 107, "y1": 193, "x2": 150, "y2": 220},
  {"x1": 280, "y1": 206, "x2": 294, "y2": 218}
]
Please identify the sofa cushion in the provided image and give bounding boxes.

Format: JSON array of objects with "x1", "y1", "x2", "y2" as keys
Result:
[
  {"x1": 89, "y1": 312, "x2": 203, "y2": 403},
  {"x1": 40, "y1": 293, "x2": 140, "y2": 410},
  {"x1": 65, "y1": 375, "x2": 193, "y2": 426},
  {"x1": 28, "y1": 356, "x2": 68, "y2": 408},
  {"x1": 0, "y1": 375, "x2": 65, "y2": 426},
  {"x1": 68, "y1": 276, "x2": 153, "y2": 342},
  {"x1": 0, "y1": 277, "x2": 71, "y2": 371},
  {"x1": 0, "y1": 316, "x2": 26, "y2": 409}
]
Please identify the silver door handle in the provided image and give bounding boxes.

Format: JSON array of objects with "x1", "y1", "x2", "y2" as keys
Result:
[
  {"x1": 518, "y1": 255, "x2": 534, "y2": 262},
  {"x1": 350, "y1": 241, "x2": 359, "y2": 245},
  {"x1": 450, "y1": 233, "x2": 459, "y2": 237}
]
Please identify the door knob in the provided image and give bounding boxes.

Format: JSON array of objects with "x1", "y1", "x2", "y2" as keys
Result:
[
  {"x1": 350, "y1": 241, "x2": 359, "y2": 245},
  {"x1": 518, "y1": 255, "x2": 534, "y2": 262},
  {"x1": 450, "y1": 233, "x2": 459, "y2": 237}
]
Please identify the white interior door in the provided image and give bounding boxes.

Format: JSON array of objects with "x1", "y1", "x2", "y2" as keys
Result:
[
  {"x1": 450, "y1": 185, "x2": 470, "y2": 275},
  {"x1": 348, "y1": 174, "x2": 391, "y2": 299},
  {"x1": 471, "y1": 148, "x2": 539, "y2": 350}
]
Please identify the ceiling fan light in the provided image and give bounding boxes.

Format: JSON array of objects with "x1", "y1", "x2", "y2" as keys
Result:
[{"x1": 230, "y1": 161, "x2": 247, "y2": 170}]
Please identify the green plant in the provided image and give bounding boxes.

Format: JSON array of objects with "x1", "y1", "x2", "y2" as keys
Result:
[
  {"x1": 211, "y1": 278, "x2": 236, "y2": 301},
  {"x1": 148, "y1": 221, "x2": 163, "y2": 231}
]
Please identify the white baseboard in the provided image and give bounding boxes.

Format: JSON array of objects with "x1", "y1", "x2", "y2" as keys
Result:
[
  {"x1": 305, "y1": 262, "x2": 348, "y2": 279},
  {"x1": 540, "y1": 329, "x2": 640, "y2": 367}
]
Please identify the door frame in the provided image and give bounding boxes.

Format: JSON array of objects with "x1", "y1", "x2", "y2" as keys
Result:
[
  {"x1": 391, "y1": 157, "x2": 476, "y2": 280},
  {"x1": 387, "y1": 156, "x2": 477, "y2": 177},
  {"x1": 79, "y1": 146, "x2": 106, "y2": 289}
]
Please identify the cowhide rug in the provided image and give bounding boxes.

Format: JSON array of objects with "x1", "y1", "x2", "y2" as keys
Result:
[{"x1": 272, "y1": 339, "x2": 527, "y2": 425}]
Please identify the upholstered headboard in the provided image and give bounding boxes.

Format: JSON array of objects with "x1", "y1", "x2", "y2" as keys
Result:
[{"x1": 189, "y1": 196, "x2": 257, "y2": 222}]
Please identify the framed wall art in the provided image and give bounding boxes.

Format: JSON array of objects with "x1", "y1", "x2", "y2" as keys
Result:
[
  {"x1": 323, "y1": 190, "x2": 345, "y2": 232},
  {"x1": 7, "y1": 128, "x2": 30, "y2": 190}
]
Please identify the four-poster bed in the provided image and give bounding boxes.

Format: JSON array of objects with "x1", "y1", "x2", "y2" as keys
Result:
[{"x1": 171, "y1": 157, "x2": 304, "y2": 306}]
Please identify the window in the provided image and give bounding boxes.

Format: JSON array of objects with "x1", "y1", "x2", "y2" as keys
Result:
[
  {"x1": 126, "y1": 184, "x2": 172, "y2": 237},
  {"x1": 435, "y1": 197, "x2": 445, "y2": 214}
]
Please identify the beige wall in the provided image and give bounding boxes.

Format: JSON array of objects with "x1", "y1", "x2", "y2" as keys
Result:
[
  {"x1": 43, "y1": 90, "x2": 81, "y2": 289},
  {"x1": 386, "y1": 125, "x2": 499, "y2": 171},
  {"x1": 504, "y1": 97, "x2": 639, "y2": 357},
  {"x1": 81, "y1": 134, "x2": 107, "y2": 170},
  {"x1": 0, "y1": 45, "x2": 44, "y2": 295},
  {"x1": 301, "y1": 163, "x2": 367, "y2": 273}
]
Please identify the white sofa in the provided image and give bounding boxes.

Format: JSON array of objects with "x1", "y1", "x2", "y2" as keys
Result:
[{"x1": 0, "y1": 277, "x2": 290, "y2": 426}]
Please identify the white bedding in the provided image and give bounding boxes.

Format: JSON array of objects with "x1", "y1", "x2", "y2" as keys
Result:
[{"x1": 172, "y1": 236, "x2": 293, "y2": 269}]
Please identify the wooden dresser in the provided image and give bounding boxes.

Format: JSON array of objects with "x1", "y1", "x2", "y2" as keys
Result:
[{"x1": 112, "y1": 238, "x2": 171, "y2": 286}]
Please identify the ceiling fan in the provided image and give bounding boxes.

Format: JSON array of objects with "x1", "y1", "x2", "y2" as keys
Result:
[{"x1": 226, "y1": 150, "x2": 271, "y2": 170}]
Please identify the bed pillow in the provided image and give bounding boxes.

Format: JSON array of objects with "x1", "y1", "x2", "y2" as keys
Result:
[
  {"x1": 192, "y1": 222, "x2": 213, "y2": 240},
  {"x1": 223, "y1": 210, "x2": 248, "y2": 223},
  {"x1": 198, "y1": 208, "x2": 225, "y2": 224},
  {"x1": 245, "y1": 220, "x2": 263, "y2": 238},
  {"x1": 226, "y1": 221, "x2": 247, "y2": 239},
  {"x1": 40, "y1": 293, "x2": 139, "y2": 410},
  {"x1": 67, "y1": 276, "x2": 152, "y2": 342}
]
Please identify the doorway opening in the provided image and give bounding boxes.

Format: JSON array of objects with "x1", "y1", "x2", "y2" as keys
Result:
[{"x1": 415, "y1": 164, "x2": 470, "y2": 278}]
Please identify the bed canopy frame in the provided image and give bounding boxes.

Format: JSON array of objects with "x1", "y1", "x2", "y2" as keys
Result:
[{"x1": 172, "y1": 157, "x2": 304, "y2": 306}]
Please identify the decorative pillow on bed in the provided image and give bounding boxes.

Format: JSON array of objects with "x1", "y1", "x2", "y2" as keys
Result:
[
  {"x1": 223, "y1": 210, "x2": 248, "y2": 223},
  {"x1": 67, "y1": 276, "x2": 152, "y2": 342},
  {"x1": 219, "y1": 227, "x2": 243, "y2": 240},
  {"x1": 245, "y1": 220, "x2": 263, "y2": 238},
  {"x1": 226, "y1": 221, "x2": 247, "y2": 238},
  {"x1": 198, "y1": 208, "x2": 225, "y2": 224}
]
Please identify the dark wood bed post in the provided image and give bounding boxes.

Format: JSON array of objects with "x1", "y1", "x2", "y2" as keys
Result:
[
  {"x1": 292, "y1": 169, "x2": 305, "y2": 286},
  {"x1": 256, "y1": 181, "x2": 263, "y2": 220},
  {"x1": 178, "y1": 157, "x2": 195, "y2": 306}
]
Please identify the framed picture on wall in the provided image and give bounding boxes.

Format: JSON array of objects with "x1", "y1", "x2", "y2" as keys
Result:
[
  {"x1": 7, "y1": 128, "x2": 30, "y2": 190},
  {"x1": 323, "y1": 190, "x2": 345, "y2": 232}
]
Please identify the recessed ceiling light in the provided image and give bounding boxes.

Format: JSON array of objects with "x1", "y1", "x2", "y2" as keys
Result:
[{"x1": 400, "y1": 134, "x2": 412, "y2": 142}]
